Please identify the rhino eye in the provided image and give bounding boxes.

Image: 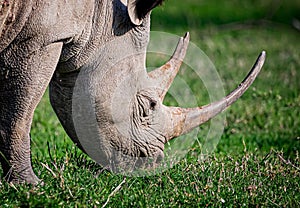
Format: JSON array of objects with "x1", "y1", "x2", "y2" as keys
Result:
[{"x1": 150, "y1": 100, "x2": 157, "y2": 110}]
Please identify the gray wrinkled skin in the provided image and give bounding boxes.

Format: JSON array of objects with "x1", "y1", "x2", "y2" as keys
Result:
[{"x1": 0, "y1": 0, "x2": 265, "y2": 184}]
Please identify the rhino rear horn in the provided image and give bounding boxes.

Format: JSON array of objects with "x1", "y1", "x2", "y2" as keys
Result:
[{"x1": 148, "y1": 32, "x2": 190, "y2": 100}]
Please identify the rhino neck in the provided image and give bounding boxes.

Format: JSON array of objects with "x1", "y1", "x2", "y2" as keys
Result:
[
  {"x1": 84, "y1": 0, "x2": 151, "y2": 67},
  {"x1": 57, "y1": 0, "x2": 151, "y2": 73}
]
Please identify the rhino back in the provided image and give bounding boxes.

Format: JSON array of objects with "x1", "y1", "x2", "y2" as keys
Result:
[
  {"x1": 0, "y1": 0, "x2": 94, "y2": 55},
  {"x1": 0, "y1": 0, "x2": 33, "y2": 52}
]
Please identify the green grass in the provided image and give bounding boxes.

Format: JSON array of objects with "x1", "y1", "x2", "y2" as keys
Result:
[{"x1": 1, "y1": 0, "x2": 300, "y2": 207}]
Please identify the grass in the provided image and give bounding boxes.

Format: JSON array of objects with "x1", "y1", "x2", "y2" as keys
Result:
[{"x1": 1, "y1": 0, "x2": 300, "y2": 207}]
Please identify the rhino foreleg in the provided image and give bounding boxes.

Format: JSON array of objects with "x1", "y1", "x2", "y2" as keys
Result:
[{"x1": 0, "y1": 42, "x2": 63, "y2": 184}]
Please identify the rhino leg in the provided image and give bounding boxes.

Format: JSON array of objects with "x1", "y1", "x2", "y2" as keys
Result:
[{"x1": 0, "y1": 42, "x2": 63, "y2": 184}]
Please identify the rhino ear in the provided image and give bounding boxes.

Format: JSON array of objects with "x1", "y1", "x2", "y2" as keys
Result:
[{"x1": 128, "y1": 0, "x2": 163, "y2": 25}]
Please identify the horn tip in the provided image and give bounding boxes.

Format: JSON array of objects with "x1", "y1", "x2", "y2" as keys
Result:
[
  {"x1": 184, "y1": 32, "x2": 190, "y2": 41},
  {"x1": 258, "y1": 50, "x2": 266, "y2": 68},
  {"x1": 261, "y1": 50, "x2": 266, "y2": 59}
]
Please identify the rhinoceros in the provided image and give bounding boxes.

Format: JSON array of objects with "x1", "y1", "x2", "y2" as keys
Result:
[{"x1": 0, "y1": 0, "x2": 265, "y2": 184}]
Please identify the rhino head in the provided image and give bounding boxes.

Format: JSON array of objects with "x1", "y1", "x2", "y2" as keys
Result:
[{"x1": 68, "y1": 0, "x2": 266, "y2": 173}]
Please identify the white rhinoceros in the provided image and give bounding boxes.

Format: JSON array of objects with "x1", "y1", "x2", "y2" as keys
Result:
[{"x1": 0, "y1": 0, "x2": 265, "y2": 184}]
